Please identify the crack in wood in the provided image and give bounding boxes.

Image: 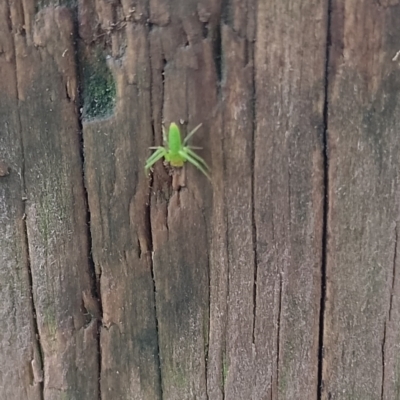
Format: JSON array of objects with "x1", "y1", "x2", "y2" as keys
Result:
[
  {"x1": 381, "y1": 322, "x2": 387, "y2": 400},
  {"x1": 276, "y1": 273, "x2": 283, "y2": 395},
  {"x1": 79, "y1": 118, "x2": 103, "y2": 400},
  {"x1": 148, "y1": 213, "x2": 163, "y2": 399},
  {"x1": 381, "y1": 223, "x2": 398, "y2": 399},
  {"x1": 148, "y1": 26, "x2": 164, "y2": 399},
  {"x1": 24, "y1": 222, "x2": 45, "y2": 400},
  {"x1": 213, "y1": 21, "x2": 223, "y2": 90},
  {"x1": 72, "y1": 13, "x2": 104, "y2": 397},
  {"x1": 250, "y1": 31, "x2": 258, "y2": 348},
  {"x1": 20, "y1": 94, "x2": 45, "y2": 398},
  {"x1": 389, "y1": 223, "x2": 397, "y2": 322},
  {"x1": 318, "y1": 0, "x2": 332, "y2": 398}
]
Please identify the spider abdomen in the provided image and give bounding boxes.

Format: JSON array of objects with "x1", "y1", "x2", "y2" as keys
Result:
[{"x1": 168, "y1": 123, "x2": 183, "y2": 154}]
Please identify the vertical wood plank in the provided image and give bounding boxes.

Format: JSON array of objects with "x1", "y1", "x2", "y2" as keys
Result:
[
  {"x1": 148, "y1": 1, "x2": 219, "y2": 398},
  {"x1": 0, "y1": 2, "x2": 42, "y2": 399},
  {"x1": 221, "y1": 13, "x2": 257, "y2": 399},
  {"x1": 3, "y1": 1, "x2": 400, "y2": 398},
  {"x1": 79, "y1": 1, "x2": 162, "y2": 398},
  {"x1": 10, "y1": 3, "x2": 99, "y2": 399},
  {"x1": 323, "y1": 2, "x2": 400, "y2": 398},
  {"x1": 254, "y1": 0, "x2": 326, "y2": 398}
]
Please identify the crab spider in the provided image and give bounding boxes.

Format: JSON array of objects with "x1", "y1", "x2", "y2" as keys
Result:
[{"x1": 145, "y1": 122, "x2": 211, "y2": 180}]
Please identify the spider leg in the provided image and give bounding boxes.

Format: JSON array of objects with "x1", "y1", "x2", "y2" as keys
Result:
[
  {"x1": 179, "y1": 149, "x2": 211, "y2": 180},
  {"x1": 184, "y1": 148, "x2": 211, "y2": 171},
  {"x1": 162, "y1": 125, "x2": 168, "y2": 145},
  {"x1": 145, "y1": 147, "x2": 168, "y2": 171},
  {"x1": 183, "y1": 123, "x2": 203, "y2": 145},
  {"x1": 188, "y1": 146, "x2": 203, "y2": 150}
]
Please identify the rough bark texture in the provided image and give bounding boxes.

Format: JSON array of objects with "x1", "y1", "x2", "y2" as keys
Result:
[
  {"x1": 0, "y1": 3, "x2": 42, "y2": 399},
  {"x1": 322, "y1": 1, "x2": 400, "y2": 399},
  {"x1": 80, "y1": 2, "x2": 162, "y2": 398},
  {"x1": 1, "y1": 0, "x2": 400, "y2": 399},
  {"x1": 254, "y1": 1, "x2": 326, "y2": 399},
  {"x1": 11, "y1": 4, "x2": 99, "y2": 400}
]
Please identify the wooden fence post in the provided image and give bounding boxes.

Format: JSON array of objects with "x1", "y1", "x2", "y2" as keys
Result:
[{"x1": 1, "y1": 1, "x2": 400, "y2": 399}]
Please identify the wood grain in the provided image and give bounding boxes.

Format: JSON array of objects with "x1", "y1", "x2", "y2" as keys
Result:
[
  {"x1": 0, "y1": 2, "x2": 41, "y2": 399},
  {"x1": 80, "y1": 1, "x2": 162, "y2": 398},
  {"x1": 323, "y1": 1, "x2": 400, "y2": 398},
  {"x1": 254, "y1": 1, "x2": 327, "y2": 398},
  {"x1": 10, "y1": 3, "x2": 99, "y2": 399},
  {"x1": 2, "y1": 0, "x2": 400, "y2": 399}
]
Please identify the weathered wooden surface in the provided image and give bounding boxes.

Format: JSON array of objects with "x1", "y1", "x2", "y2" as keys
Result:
[
  {"x1": 254, "y1": 0, "x2": 327, "y2": 398},
  {"x1": 322, "y1": 2, "x2": 400, "y2": 399},
  {"x1": 80, "y1": 3, "x2": 162, "y2": 397},
  {"x1": 81, "y1": 1, "x2": 326, "y2": 398},
  {"x1": 1, "y1": 2, "x2": 99, "y2": 399},
  {"x1": 1, "y1": 0, "x2": 400, "y2": 399},
  {"x1": 18, "y1": 7, "x2": 100, "y2": 399},
  {"x1": 0, "y1": 3, "x2": 42, "y2": 399}
]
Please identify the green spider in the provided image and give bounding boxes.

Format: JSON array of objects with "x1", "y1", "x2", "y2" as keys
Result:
[{"x1": 145, "y1": 122, "x2": 211, "y2": 179}]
